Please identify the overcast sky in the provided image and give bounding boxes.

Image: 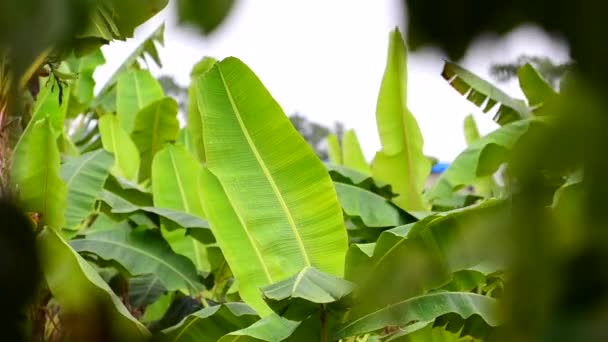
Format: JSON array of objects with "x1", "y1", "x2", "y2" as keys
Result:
[{"x1": 95, "y1": 0, "x2": 570, "y2": 161}]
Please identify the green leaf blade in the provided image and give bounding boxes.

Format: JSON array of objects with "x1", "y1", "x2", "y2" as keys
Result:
[
  {"x1": 336, "y1": 292, "x2": 500, "y2": 339},
  {"x1": 99, "y1": 114, "x2": 141, "y2": 182},
  {"x1": 372, "y1": 28, "x2": 430, "y2": 212},
  {"x1": 61, "y1": 149, "x2": 114, "y2": 229},
  {"x1": 11, "y1": 118, "x2": 66, "y2": 229},
  {"x1": 197, "y1": 57, "x2": 348, "y2": 313},
  {"x1": 70, "y1": 228, "x2": 203, "y2": 293},
  {"x1": 37, "y1": 228, "x2": 149, "y2": 340},
  {"x1": 131, "y1": 97, "x2": 180, "y2": 182}
]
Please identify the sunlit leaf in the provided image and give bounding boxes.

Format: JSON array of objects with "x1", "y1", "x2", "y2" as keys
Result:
[
  {"x1": 116, "y1": 69, "x2": 165, "y2": 133},
  {"x1": 131, "y1": 97, "x2": 180, "y2": 181},
  {"x1": 326, "y1": 133, "x2": 342, "y2": 165},
  {"x1": 334, "y1": 182, "x2": 412, "y2": 227},
  {"x1": 342, "y1": 129, "x2": 370, "y2": 175},
  {"x1": 197, "y1": 57, "x2": 348, "y2": 314},
  {"x1": 99, "y1": 114, "x2": 140, "y2": 182},
  {"x1": 187, "y1": 56, "x2": 218, "y2": 162},
  {"x1": 372, "y1": 28, "x2": 430, "y2": 211}
]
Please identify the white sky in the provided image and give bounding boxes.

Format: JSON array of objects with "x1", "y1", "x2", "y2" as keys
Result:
[{"x1": 95, "y1": 0, "x2": 570, "y2": 162}]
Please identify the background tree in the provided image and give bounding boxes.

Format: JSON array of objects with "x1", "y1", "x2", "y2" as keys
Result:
[{"x1": 490, "y1": 55, "x2": 572, "y2": 88}]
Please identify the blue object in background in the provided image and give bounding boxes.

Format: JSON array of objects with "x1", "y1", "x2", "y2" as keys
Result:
[{"x1": 431, "y1": 162, "x2": 450, "y2": 174}]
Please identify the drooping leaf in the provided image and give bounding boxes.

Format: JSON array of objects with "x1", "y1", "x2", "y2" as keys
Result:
[
  {"x1": 61, "y1": 150, "x2": 113, "y2": 229},
  {"x1": 177, "y1": 0, "x2": 236, "y2": 35},
  {"x1": 37, "y1": 228, "x2": 149, "y2": 339},
  {"x1": 372, "y1": 28, "x2": 430, "y2": 211},
  {"x1": 70, "y1": 227, "x2": 203, "y2": 293},
  {"x1": 261, "y1": 266, "x2": 354, "y2": 321},
  {"x1": 347, "y1": 200, "x2": 508, "y2": 320},
  {"x1": 327, "y1": 164, "x2": 396, "y2": 199},
  {"x1": 66, "y1": 49, "x2": 106, "y2": 117},
  {"x1": 197, "y1": 57, "x2": 348, "y2": 314},
  {"x1": 161, "y1": 303, "x2": 259, "y2": 342},
  {"x1": 218, "y1": 314, "x2": 300, "y2": 342},
  {"x1": 99, "y1": 190, "x2": 212, "y2": 240},
  {"x1": 326, "y1": 133, "x2": 342, "y2": 165},
  {"x1": 11, "y1": 118, "x2": 66, "y2": 229},
  {"x1": 336, "y1": 292, "x2": 500, "y2": 338},
  {"x1": 442, "y1": 61, "x2": 530, "y2": 125},
  {"x1": 334, "y1": 182, "x2": 412, "y2": 227},
  {"x1": 385, "y1": 320, "x2": 466, "y2": 341},
  {"x1": 427, "y1": 118, "x2": 543, "y2": 201},
  {"x1": 131, "y1": 97, "x2": 180, "y2": 181},
  {"x1": 187, "y1": 56, "x2": 218, "y2": 162},
  {"x1": 99, "y1": 114, "x2": 141, "y2": 182},
  {"x1": 116, "y1": 69, "x2": 165, "y2": 133},
  {"x1": 517, "y1": 63, "x2": 558, "y2": 108},
  {"x1": 94, "y1": 23, "x2": 166, "y2": 110},
  {"x1": 129, "y1": 273, "x2": 167, "y2": 308},
  {"x1": 342, "y1": 129, "x2": 370, "y2": 175}
]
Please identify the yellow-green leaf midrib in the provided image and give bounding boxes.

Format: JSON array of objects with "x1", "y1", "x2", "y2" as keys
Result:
[{"x1": 215, "y1": 65, "x2": 312, "y2": 267}]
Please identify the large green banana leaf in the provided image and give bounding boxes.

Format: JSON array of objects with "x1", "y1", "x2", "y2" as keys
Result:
[
  {"x1": 61, "y1": 149, "x2": 113, "y2": 229},
  {"x1": 187, "y1": 56, "x2": 218, "y2": 162},
  {"x1": 335, "y1": 292, "x2": 500, "y2": 339},
  {"x1": 11, "y1": 118, "x2": 66, "y2": 229},
  {"x1": 37, "y1": 228, "x2": 149, "y2": 340},
  {"x1": 196, "y1": 57, "x2": 348, "y2": 313},
  {"x1": 152, "y1": 144, "x2": 210, "y2": 271},
  {"x1": 131, "y1": 97, "x2": 180, "y2": 182},
  {"x1": 99, "y1": 114, "x2": 141, "y2": 182},
  {"x1": 70, "y1": 227, "x2": 203, "y2": 294},
  {"x1": 342, "y1": 129, "x2": 370, "y2": 175},
  {"x1": 442, "y1": 61, "x2": 530, "y2": 125},
  {"x1": 116, "y1": 69, "x2": 165, "y2": 133},
  {"x1": 372, "y1": 28, "x2": 430, "y2": 212}
]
